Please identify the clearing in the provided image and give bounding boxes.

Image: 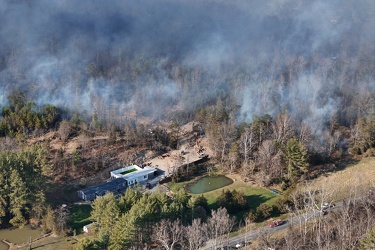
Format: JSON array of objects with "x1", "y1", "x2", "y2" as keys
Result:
[
  {"x1": 68, "y1": 204, "x2": 92, "y2": 234},
  {"x1": 303, "y1": 157, "x2": 375, "y2": 201},
  {"x1": 170, "y1": 173, "x2": 281, "y2": 211}
]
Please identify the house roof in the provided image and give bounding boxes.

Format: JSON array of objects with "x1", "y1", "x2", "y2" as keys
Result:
[
  {"x1": 110, "y1": 165, "x2": 156, "y2": 181},
  {"x1": 121, "y1": 166, "x2": 156, "y2": 181},
  {"x1": 78, "y1": 178, "x2": 126, "y2": 197},
  {"x1": 111, "y1": 164, "x2": 141, "y2": 175}
]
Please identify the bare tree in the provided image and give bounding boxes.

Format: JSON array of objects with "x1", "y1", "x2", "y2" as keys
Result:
[
  {"x1": 228, "y1": 142, "x2": 240, "y2": 173},
  {"x1": 298, "y1": 122, "x2": 311, "y2": 145},
  {"x1": 206, "y1": 121, "x2": 235, "y2": 166},
  {"x1": 257, "y1": 226, "x2": 278, "y2": 250},
  {"x1": 255, "y1": 140, "x2": 282, "y2": 184},
  {"x1": 256, "y1": 140, "x2": 276, "y2": 168},
  {"x1": 77, "y1": 132, "x2": 91, "y2": 153},
  {"x1": 272, "y1": 112, "x2": 295, "y2": 145},
  {"x1": 288, "y1": 183, "x2": 332, "y2": 246},
  {"x1": 241, "y1": 160, "x2": 256, "y2": 181},
  {"x1": 326, "y1": 130, "x2": 341, "y2": 156},
  {"x1": 243, "y1": 217, "x2": 255, "y2": 247},
  {"x1": 58, "y1": 120, "x2": 72, "y2": 142},
  {"x1": 152, "y1": 219, "x2": 185, "y2": 250},
  {"x1": 185, "y1": 218, "x2": 207, "y2": 250},
  {"x1": 206, "y1": 207, "x2": 235, "y2": 249},
  {"x1": 239, "y1": 125, "x2": 256, "y2": 167},
  {"x1": 284, "y1": 178, "x2": 375, "y2": 250}
]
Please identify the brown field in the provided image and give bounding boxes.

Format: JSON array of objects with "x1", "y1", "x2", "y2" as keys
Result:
[{"x1": 304, "y1": 157, "x2": 375, "y2": 202}]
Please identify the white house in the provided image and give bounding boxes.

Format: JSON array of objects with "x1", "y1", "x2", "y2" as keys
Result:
[{"x1": 110, "y1": 165, "x2": 157, "y2": 186}]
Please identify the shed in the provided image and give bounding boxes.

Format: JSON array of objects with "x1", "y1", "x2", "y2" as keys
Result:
[{"x1": 83, "y1": 222, "x2": 98, "y2": 233}]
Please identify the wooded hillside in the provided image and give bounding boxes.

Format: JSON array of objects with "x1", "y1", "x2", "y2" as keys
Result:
[{"x1": 0, "y1": 0, "x2": 374, "y2": 249}]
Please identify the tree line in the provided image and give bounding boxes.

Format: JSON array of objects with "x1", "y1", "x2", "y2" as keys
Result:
[
  {"x1": 0, "y1": 145, "x2": 51, "y2": 228},
  {"x1": 200, "y1": 98, "x2": 375, "y2": 188},
  {"x1": 75, "y1": 188, "x2": 230, "y2": 250},
  {"x1": 0, "y1": 92, "x2": 61, "y2": 138}
]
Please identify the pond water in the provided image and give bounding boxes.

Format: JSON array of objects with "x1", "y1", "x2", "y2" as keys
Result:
[
  {"x1": 0, "y1": 226, "x2": 43, "y2": 250},
  {"x1": 186, "y1": 175, "x2": 233, "y2": 194}
]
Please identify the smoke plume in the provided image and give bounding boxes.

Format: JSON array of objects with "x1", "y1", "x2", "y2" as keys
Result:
[{"x1": 0, "y1": 0, "x2": 374, "y2": 134}]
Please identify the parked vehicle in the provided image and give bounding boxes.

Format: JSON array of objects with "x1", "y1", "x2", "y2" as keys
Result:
[{"x1": 268, "y1": 219, "x2": 283, "y2": 227}]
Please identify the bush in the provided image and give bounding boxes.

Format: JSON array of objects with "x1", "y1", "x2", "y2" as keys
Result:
[
  {"x1": 246, "y1": 210, "x2": 257, "y2": 223},
  {"x1": 255, "y1": 203, "x2": 272, "y2": 221},
  {"x1": 273, "y1": 198, "x2": 287, "y2": 214}
]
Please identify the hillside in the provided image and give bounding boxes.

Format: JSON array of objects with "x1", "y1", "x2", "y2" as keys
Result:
[
  {"x1": 307, "y1": 157, "x2": 375, "y2": 201},
  {"x1": 0, "y1": 0, "x2": 374, "y2": 249}
]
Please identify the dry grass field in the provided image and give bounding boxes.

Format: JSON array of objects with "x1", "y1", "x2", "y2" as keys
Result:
[{"x1": 303, "y1": 157, "x2": 375, "y2": 202}]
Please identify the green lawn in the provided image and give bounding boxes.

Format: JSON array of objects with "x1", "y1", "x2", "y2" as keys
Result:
[
  {"x1": 68, "y1": 204, "x2": 92, "y2": 234},
  {"x1": 198, "y1": 182, "x2": 279, "y2": 212},
  {"x1": 120, "y1": 168, "x2": 138, "y2": 175},
  {"x1": 169, "y1": 177, "x2": 281, "y2": 213}
]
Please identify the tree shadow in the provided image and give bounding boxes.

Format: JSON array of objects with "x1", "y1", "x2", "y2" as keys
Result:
[
  {"x1": 245, "y1": 194, "x2": 272, "y2": 210},
  {"x1": 332, "y1": 158, "x2": 361, "y2": 172},
  {"x1": 208, "y1": 194, "x2": 271, "y2": 216},
  {"x1": 305, "y1": 156, "x2": 360, "y2": 181},
  {"x1": 67, "y1": 204, "x2": 92, "y2": 234}
]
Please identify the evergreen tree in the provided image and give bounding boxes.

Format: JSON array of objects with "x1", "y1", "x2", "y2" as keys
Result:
[
  {"x1": 109, "y1": 214, "x2": 137, "y2": 250},
  {"x1": 91, "y1": 193, "x2": 120, "y2": 233},
  {"x1": 8, "y1": 169, "x2": 28, "y2": 227},
  {"x1": 42, "y1": 206, "x2": 56, "y2": 233},
  {"x1": 217, "y1": 189, "x2": 247, "y2": 214},
  {"x1": 283, "y1": 137, "x2": 309, "y2": 180},
  {"x1": 31, "y1": 190, "x2": 47, "y2": 221},
  {"x1": 0, "y1": 168, "x2": 8, "y2": 224},
  {"x1": 118, "y1": 187, "x2": 142, "y2": 214}
]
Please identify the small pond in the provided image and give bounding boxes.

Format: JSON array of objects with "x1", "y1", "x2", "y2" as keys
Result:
[{"x1": 186, "y1": 175, "x2": 233, "y2": 194}]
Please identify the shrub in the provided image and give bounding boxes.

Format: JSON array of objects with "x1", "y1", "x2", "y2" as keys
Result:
[{"x1": 255, "y1": 203, "x2": 272, "y2": 221}]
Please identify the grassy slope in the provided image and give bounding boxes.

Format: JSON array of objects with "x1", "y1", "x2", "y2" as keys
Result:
[
  {"x1": 170, "y1": 175, "x2": 280, "y2": 211},
  {"x1": 199, "y1": 181, "x2": 279, "y2": 211},
  {"x1": 306, "y1": 157, "x2": 375, "y2": 201}
]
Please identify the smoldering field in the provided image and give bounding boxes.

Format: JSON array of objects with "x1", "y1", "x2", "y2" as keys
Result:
[{"x1": 0, "y1": 0, "x2": 374, "y2": 132}]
